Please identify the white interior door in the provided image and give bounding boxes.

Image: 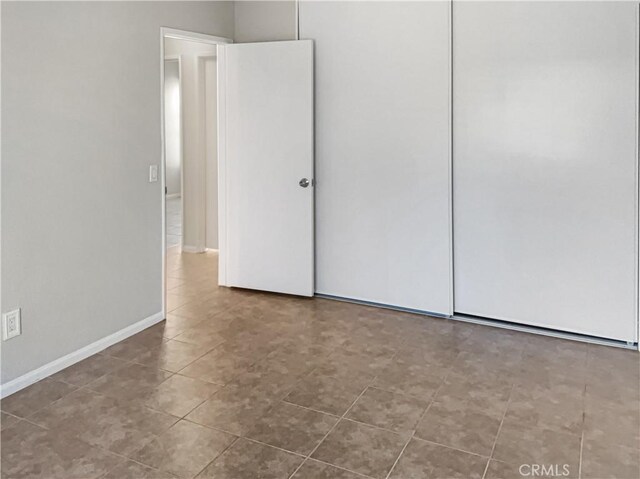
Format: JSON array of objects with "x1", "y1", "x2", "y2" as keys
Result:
[
  {"x1": 453, "y1": 2, "x2": 638, "y2": 342},
  {"x1": 218, "y1": 40, "x2": 314, "y2": 297}
]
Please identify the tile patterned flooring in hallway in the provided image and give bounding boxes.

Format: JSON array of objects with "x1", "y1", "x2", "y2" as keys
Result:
[{"x1": 2, "y1": 248, "x2": 640, "y2": 478}]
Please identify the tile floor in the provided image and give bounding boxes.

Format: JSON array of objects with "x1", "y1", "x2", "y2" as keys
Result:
[{"x1": 2, "y1": 248, "x2": 639, "y2": 478}]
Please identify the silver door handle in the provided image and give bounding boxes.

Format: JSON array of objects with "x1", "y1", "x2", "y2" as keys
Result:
[{"x1": 299, "y1": 178, "x2": 310, "y2": 188}]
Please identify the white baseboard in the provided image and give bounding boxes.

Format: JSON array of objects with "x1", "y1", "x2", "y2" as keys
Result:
[
  {"x1": 181, "y1": 245, "x2": 206, "y2": 254},
  {"x1": 166, "y1": 193, "x2": 181, "y2": 199},
  {"x1": 0, "y1": 311, "x2": 165, "y2": 399}
]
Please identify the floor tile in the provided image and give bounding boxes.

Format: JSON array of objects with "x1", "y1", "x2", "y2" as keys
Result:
[
  {"x1": 462, "y1": 327, "x2": 527, "y2": 355},
  {"x1": 517, "y1": 359, "x2": 587, "y2": 391},
  {"x1": 144, "y1": 374, "x2": 221, "y2": 417},
  {"x1": 179, "y1": 348, "x2": 255, "y2": 385},
  {"x1": 170, "y1": 293, "x2": 243, "y2": 321},
  {"x1": 317, "y1": 347, "x2": 395, "y2": 377},
  {"x1": 132, "y1": 420, "x2": 236, "y2": 478},
  {"x1": 226, "y1": 361, "x2": 304, "y2": 398},
  {"x1": 340, "y1": 336, "x2": 400, "y2": 359},
  {"x1": 388, "y1": 438, "x2": 488, "y2": 479},
  {"x1": 196, "y1": 437, "x2": 303, "y2": 478},
  {"x1": 415, "y1": 400, "x2": 502, "y2": 456},
  {"x1": 166, "y1": 274, "x2": 185, "y2": 289},
  {"x1": 483, "y1": 460, "x2": 525, "y2": 479},
  {"x1": 311, "y1": 419, "x2": 408, "y2": 479},
  {"x1": 288, "y1": 323, "x2": 352, "y2": 350},
  {"x1": 0, "y1": 378, "x2": 77, "y2": 418},
  {"x1": 75, "y1": 403, "x2": 178, "y2": 456},
  {"x1": 587, "y1": 344, "x2": 639, "y2": 375},
  {"x1": 167, "y1": 293, "x2": 193, "y2": 312},
  {"x1": 261, "y1": 345, "x2": 329, "y2": 378},
  {"x1": 132, "y1": 339, "x2": 213, "y2": 372},
  {"x1": 173, "y1": 323, "x2": 227, "y2": 349},
  {"x1": 346, "y1": 387, "x2": 429, "y2": 433},
  {"x1": 268, "y1": 338, "x2": 334, "y2": 361},
  {"x1": 101, "y1": 334, "x2": 163, "y2": 362},
  {"x1": 160, "y1": 314, "x2": 201, "y2": 339},
  {"x1": 185, "y1": 385, "x2": 276, "y2": 436},
  {"x1": 291, "y1": 459, "x2": 365, "y2": 479},
  {"x1": 1, "y1": 420, "x2": 120, "y2": 479},
  {"x1": 585, "y1": 376, "x2": 640, "y2": 414},
  {"x1": 28, "y1": 388, "x2": 111, "y2": 429},
  {"x1": 50, "y1": 354, "x2": 128, "y2": 386},
  {"x1": 102, "y1": 460, "x2": 176, "y2": 479},
  {"x1": 372, "y1": 358, "x2": 447, "y2": 400},
  {"x1": 247, "y1": 402, "x2": 338, "y2": 455},
  {"x1": 451, "y1": 349, "x2": 523, "y2": 379},
  {"x1": 505, "y1": 382, "x2": 584, "y2": 434},
  {"x1": 399, "y1": 320, "x2": 465, "y2": 349},
  {"x1": 523, "y1": 335, "x2": 589, "y2": 363},
  {"x1": 583, "y1": 402, "x2": 640, "y2": 450},
  {"x1": 581, "y1": 439, "x2": 640, "y2": 479},
  {"x1": 435, "y1": 372, "x2": 512, "y2": 415},
  {"x1": 284, "y1": 370, "x2": 370, "y2": 416},
  {"x1": 30, "y1": 388, "x2": 179, "y2": 456},
  {"x1": 85, "y1": 363, "x2": 173, "y2": 400},
  {"x1": 492, "y1": 421, "x2": 581, "y2": 474},
  {"x1": 394, "y1": 342, "x2": 461, "y2": 371},
  {"x1": 519, "y1": 338, "x2": 588, "y2": 385},
  {"x1": 1, "y1": 412, "x2": 20, "y2": 431}
]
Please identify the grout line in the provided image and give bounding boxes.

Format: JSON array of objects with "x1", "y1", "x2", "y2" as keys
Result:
[
  {"x1": 306, "y1": 457, "x2": 377, "y2": 478},
  {"x1": 0, "y1": 410, "x2": 21, "y2": 420},
  {"x1": 578, "y1": 382, "x2": 587, "y2": 479},
  {"x1": 286, "y1": 375, "x2": 376, "y2": 479},
  {"x1": 180, "y1": 414, "x2": 373, "y2": 479},
  {"x1": 481, "y1": 383, "x2": 515, "y2": 479},
  {"x1": 180, "y1": 416, "x2": 243, "y2": 438},
  {"x1": 337, "y1": 416, "x2": 414, "y2": 437},
  {"x1": 100, "y1": 448, "x2": 170, "y2": 475},
  {"x1": 192, "y1": 435, "x2": 240, "y2": 478},
  {"x1": 242, "y1": 436, "x2": 308, "y2": 458},
  {"x1": 578, "y1": 424, "x2": 585, "y2": 479},
  {"x1": 279, "y1": 401, "x2": 341, "y2": 419},
  {"x1": 384, "y1": 352, "x2": 459, "y2": 479},
  {"x1": 385, "y1": 433, "x2": 412, "y2": 479},
  {"x1": 407, "y1": 436, "x2": 493, "y2": 460}
]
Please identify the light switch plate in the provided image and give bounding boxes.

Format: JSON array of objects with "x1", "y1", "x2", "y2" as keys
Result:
[
  {"x1": 149, "y1": 164, "x2": 159, "y2": 183},
  {"x1": 2, "y1": 309, "x2": 21, "y2": 341}
]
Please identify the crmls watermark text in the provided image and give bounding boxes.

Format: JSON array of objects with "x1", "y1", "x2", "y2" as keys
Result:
[{"x1": 519, "y1": 464, "x2": 571, "y2": 477}]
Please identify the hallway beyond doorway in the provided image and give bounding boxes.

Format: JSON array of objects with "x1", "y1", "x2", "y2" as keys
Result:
[{"x1": 166, "y1": 196, "x2": 182, "y2": 249}]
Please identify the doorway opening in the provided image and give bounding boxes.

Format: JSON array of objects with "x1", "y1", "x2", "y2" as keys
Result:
[{"x1": 161, "y1": 28, "x2": 231, "y2": 315}]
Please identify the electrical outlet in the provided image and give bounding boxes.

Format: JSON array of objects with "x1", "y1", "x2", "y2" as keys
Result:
[
  {"x1": 2, "y1": 309, "x2": 21, "y2": 341},
  {"x1": 149, "y1": 164, "x2": 159, "y2": 183}
]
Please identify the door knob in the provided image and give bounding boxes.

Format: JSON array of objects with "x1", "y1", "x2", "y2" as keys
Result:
[{"x1": 299, "y1": 178, "x2": 310, "y2": 188}]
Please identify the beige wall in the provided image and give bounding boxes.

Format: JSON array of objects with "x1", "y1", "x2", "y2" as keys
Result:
[
  {"x1": 204, "y1": 57, "x2": 219, "y2": 250},
  {"x1": 234, "y1": 0, "x2": 296, "y2": 42},
  {"x1": 164, "y1": 60, "x2": 181, "y2": 197},
  {"x1": 1, "y1": 1, "x2": 234, "y2": 385}
]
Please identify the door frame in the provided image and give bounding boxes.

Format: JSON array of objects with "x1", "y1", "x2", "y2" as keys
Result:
[
  {"x1": 216, "y1": 45, "x2": 228, "y2": 287},
  {"x1": 160, "y1": 27, "x2": 232, "y2": 318}
]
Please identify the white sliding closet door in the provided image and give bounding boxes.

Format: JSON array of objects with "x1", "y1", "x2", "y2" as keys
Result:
[
  {"x1": 453, "y1": 2, "x2": 638, "y2": 341},
  {"x1": 300, "y1": 1, "x2": 452, "y2": 314}
]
